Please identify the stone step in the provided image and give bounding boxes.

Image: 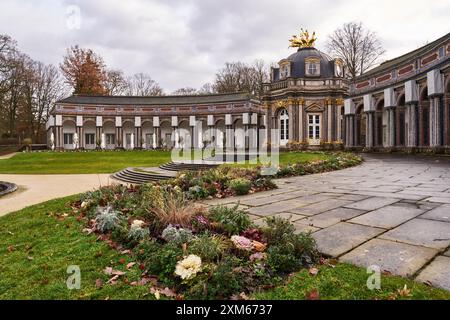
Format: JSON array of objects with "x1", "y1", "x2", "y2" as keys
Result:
[
  {"x1": 111, "y1": 167, "x2": 174, "y2": 185},
  {"x1": 159, "y1": 161, "x2": 218, "y2": 172}
]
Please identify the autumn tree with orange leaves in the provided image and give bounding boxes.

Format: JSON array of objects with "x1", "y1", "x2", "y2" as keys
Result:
[{"x1": 60, "y1": 45, "x2": 107, "y2": 95}]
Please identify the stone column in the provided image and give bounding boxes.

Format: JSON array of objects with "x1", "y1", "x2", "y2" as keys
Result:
[
  {"x1": 327, "y1": 101, "x2": 333, "y2": 142},
  {"x1": 430, "y1": 96, "x2": 442, "y2": 147},
  {"x1": 444, "y1": 94, "x2": 450, "y2": 147},
  {"x1": 288, "y1": 103, "x2": 294, "y2": 142},
  {"x1": 365, "y1": 112, "x2": 374, "y2": 148},
  {"x1": 388, "y1": 108, "x2": 395, "y2": 147},
  {"x1": 336, "y1": 104, "x2": 343, "y2": 142},
  {"x1": 407, "y1": 104, "x2": 418, "y2": 147},
  {"x1": 298, "y1": 99, "x2": 304, "y2": 142}
]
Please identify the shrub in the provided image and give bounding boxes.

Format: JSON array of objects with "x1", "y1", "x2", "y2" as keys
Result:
[
  {"x1": 263, "y1": 216, "x2": 319, "y2": 272},
  {"x1": 208, "y1": 204, "x2": 252, "y2": 236},
  {"x1": 266, "y1": 245, "x2": 301, "y2": 273},
  {"x1": 161, "y1": 225, "x2": 194, "y2": 245},
  {"x1": 127, "y1": 220, "x2": 150, "y2": 242},
  {"x1": 187, "y1": 185, "x2": 210, "y2": 200},
  {"x1": 136, "y1": 240, "x2": 183, "y2": 286},
  {"x1": 94, "y1": 206, "x2": 122, "y2": 233},
  {"x1": 189, "y1": 233, "x2": 230, "y2": 262},
  {"x1": 147, "y1": 187, "x2": 197, "y2": 230},
  {"x1": 229, "y1": 178, "x2": 252, "y2": 196},
  {"x1": 187, "y1": 256, "x2": 246, "y2": 300}
]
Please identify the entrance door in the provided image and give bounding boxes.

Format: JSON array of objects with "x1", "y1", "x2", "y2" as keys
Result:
[
  {"x1": 125, "y1": 133, "x2": 131, "y2": 149},
  {"x1": 145, "y1": 133, "x2": 153, "y2": 149},
  {"x1": 308, "y1": 114, "x2": 321, "y2": 145},
  {"x1": 279, "y1": 109, "x2": 289, "y2": 146}
]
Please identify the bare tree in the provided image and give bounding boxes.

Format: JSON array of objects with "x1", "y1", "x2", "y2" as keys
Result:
[
  {"x1": 326, "y1": 22, "x2": 385, "y2": 79},
  {"x1": 214, "y1": 60, "x2": 269, "y2": 97},
  {"x1": 171, "y1": 87, "x2": 198, "y2": 95},
  {"x1": 197, "y1": 83, "x2": 215, "y2": 95},
  {"x1": 125, "y1": 73, "x2": 164, "y2": 96},
  {"x1": 104, "y1": 69, "x2": 127, "y2": 95}
]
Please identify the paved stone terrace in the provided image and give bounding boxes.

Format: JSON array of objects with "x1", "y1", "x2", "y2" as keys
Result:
[{"x1": 202, "y1": 154, "x2": 450, "y2": 291}]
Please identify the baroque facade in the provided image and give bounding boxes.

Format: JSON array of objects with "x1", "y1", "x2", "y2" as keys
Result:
[
  {"x1": 345, "y1": 33, "x2": 450, "y2": 151},
  {"x1": 48, "y1": 32, "x2": 450, "y2": 153}
]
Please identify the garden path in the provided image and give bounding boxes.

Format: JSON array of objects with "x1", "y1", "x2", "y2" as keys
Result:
[{"x1": 202, "y1": 154, "x2": 450, "y2": 291}]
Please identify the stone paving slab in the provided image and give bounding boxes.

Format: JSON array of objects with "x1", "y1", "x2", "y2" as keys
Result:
[
  {"x1": 424, "y1": 197, "x2": 450, "y2": 204},
  {"x1": 344, "y1": 197, "x2": 400, "y2": 211},
  {"x1": 272, "y1": 212, "x2": 306, "y2": 222},
  {"x1": 379, "y1": 218, "x2": 450, "y2": 250},
  {"x1": 415, "y1": 256, "x2": 450, "y2": 291},
  {"x1": 246, "y1": 199, "x2": 311, "y2": 216},
  {"x1": 349, "y1": 205, "x2": 425, "y2": 229},
  {"x1": 293, "y1": 221, "x2": 320, "y2": 234},
  {"x1": 300, "y1": 207, "x2": 368, "y2": 228},
  {"x1": 288, "y1": 199, "x2": 353, "y2": 216},
  {"x1": 340, "y1": 239, "x2": 438, "y2": 277},
  {"x1": 312, "y1": 222, "x2": 384, "y2": 257},
  {"x1": 420, "y1": 204, "x2": 450, "y2": 222},
  {"x1": 338, "y1": 194, "x2": 370, "y2": 201}
]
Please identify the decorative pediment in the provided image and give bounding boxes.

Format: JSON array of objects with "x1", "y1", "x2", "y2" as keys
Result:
[{"x1": 305, "y1": 103, "x2": 324, "y2": 112}]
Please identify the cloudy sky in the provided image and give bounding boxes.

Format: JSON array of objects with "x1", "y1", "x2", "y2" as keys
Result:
[{"x1": 1, "y1": 0, "x2": 449, "y2": 92}]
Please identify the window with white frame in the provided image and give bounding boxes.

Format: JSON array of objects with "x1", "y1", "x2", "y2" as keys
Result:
[
  {"x1": 63, "y1": 133, "x2": 73, "y2": 145},
  {"x1": 85, "y1": 133, "x2": 95, "y2": 145},
  {"x1": 279, "y1": 109, "x2": 289, "y2": 145},
  {"x1": 106, "y1": 134, "x2": 115, "y2": 145},
  {"x1": 305, "y1": 58, "x2": 320, "y2": 77}
]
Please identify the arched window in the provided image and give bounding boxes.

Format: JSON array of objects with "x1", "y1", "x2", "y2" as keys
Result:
[{"x1": 279, "y1": 109, "x2": 289, "y2": 145}]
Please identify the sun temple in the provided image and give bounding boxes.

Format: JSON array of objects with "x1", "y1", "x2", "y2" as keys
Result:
[{"x1": 47, "y1": 31, "x2": 450, "y2": 153}]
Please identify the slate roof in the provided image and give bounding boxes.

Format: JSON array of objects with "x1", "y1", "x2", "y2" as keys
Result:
[
  {"x1": 57, "y1": 92, "x2": 258, "y2": 106},
  {"x1": 356, "y1": 32, "x2": 450, "y2": 80}
]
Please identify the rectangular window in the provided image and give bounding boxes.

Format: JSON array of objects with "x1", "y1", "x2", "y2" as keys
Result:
[
  {"x1": 64, "y1": 133, "x2": 73, "y2": 145},
  {"x1": 85, "y1": 134, "x2": 95, "y2": 145},
  {"x1": 106, "y1": 134, "x2": 115, "y2": 145},
  {"x1": 145, "y1": 133, "x2": 153, "y2": 148}
]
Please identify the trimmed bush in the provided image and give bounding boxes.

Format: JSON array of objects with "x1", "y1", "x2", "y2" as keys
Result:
[{"x1": 229, "y1": 178, "x2": 252, "y2": 195}]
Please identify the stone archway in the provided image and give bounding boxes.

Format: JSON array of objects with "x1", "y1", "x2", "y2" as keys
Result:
[
  {"x1": 419, "y1": 87, "x2": 430, "y2": 147},
  {"x1": 355, "y1": 104, "x2": 366, "y2": 147},
  {"x1": 396, "y1": 95, "x2": 406, "y2": 147},
  {"x1": 374, "y1": 99, "x2": 384, "y2": 147}
]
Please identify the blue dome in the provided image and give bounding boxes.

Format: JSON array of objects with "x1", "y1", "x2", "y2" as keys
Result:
[{"x1": 277, "y1": 47, "x2": 335, "y2": 80}]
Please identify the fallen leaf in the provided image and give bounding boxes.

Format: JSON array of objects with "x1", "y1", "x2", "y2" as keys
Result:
[
  {"x1": 397, "y1": 284, "x2": 412, "y2": 297},
  {"x1": 120, "y1": 249, "x2": 131, "y2": 255},
  {"x1": 309, "y1": 267, "x2": 319, "y2": 276},
  {"x1": 27, "y1": 256, "x2": 34, "y2": 261},
  {"x1": 106, "y1": 275, "x2": 119, "y2": 285},
  {"x1": 104, "y1": 267, "x2": 125, "y2": 276},
  {"x1": 7, "y1": 245, "x2": 14, "y2": 253},
  {"x1": 95, "y1": 279, "x2": 103, "y2": 288},
  {"x1": 139, "y1": 264, "x2": 145, "y2": 271},
  {"x1": 118, "y1": 258, "x2": 126, "y2": 264},
  {"x1": 126, "y1": 262, "x2": 136, "y2": 270},
  {"x1": 306, "y1": 289, "x2": 320, "y2": 300}
]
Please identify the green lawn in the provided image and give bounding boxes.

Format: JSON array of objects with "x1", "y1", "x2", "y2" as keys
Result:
[
  {"x1": 0, "y1": 196, "x2": 448, "y2": 300},
  {"x1": 0, "y1": 150, "x2": 329, "y2": 174},
  {"x1": 0, "y1": 150, "x2": 172, "y2": 174}
]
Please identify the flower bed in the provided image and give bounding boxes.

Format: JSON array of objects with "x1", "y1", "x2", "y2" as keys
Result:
[
  {"x1": 71, "y1": 152, "x2": 362, "y2": 299},
  {"x1": 275, "y1": 152, "x2": 362, "y2": 178},
  {"x1": 74, "y1": 185, "x2": 319, "y2": 299}
]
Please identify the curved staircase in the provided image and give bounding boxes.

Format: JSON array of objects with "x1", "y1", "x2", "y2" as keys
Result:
[
  {"x1": 111, "y1": 167, "x2": 175, "y2": 185},
  {"x1": 159, "y1": 161, "x2": 219, "y2": 172}
]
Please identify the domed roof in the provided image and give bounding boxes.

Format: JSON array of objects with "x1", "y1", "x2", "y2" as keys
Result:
[{"x1": 278, "y1": 47, "x2": 335, "y2": 79}]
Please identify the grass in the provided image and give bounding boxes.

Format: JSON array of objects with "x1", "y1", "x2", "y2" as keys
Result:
[
  {"x1": 1, "y1": 196, "x2": 449, "y2": 300},
  {"x1": 0, "y1": 150, "x2": 329, "y2": 174},
  {"x1": 0, "y1": 150, "x2": 171, "y2": 174},
  {"x1": 0, "y1": 195, "x2": 151, "y2": 299},
  {"x1": 252, "y1": 263, "x2": 450, "y2": 300}
]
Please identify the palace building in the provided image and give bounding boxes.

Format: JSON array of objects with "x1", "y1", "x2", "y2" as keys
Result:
[{"x1": 47, "y1": 31, "x2": 450, "y2": 153}]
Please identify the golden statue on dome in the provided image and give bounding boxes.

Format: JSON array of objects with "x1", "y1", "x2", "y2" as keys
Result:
[{"x1": 289, "y1": 29, "x2": 317, "y2": 48}]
